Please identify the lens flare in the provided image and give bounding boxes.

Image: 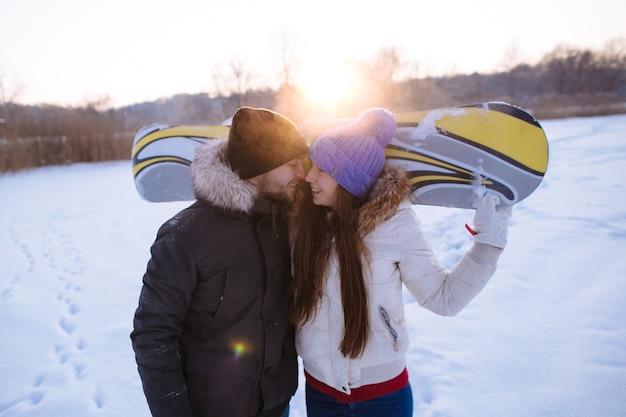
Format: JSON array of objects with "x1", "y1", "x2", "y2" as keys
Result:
[{"x1": 232, "y1": 342, "x2": 246, "y2": 358}]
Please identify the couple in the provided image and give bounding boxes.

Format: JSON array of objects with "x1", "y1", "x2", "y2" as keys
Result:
[{"x1": 131, "y1": 107, "x2": 512, "y2": 417}]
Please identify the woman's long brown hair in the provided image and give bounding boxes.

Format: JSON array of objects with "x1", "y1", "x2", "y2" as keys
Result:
[{"x1": 291, "y1": 184, "x2": 370, "y2": 358}]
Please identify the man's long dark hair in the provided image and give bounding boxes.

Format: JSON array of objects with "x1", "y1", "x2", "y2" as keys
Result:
[{"x1": 291, "y1": 184, "x2": 370, "y2": 358}]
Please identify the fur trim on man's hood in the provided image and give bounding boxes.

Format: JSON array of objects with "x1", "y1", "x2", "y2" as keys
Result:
[
  {"x1": 190, "y1": 140, "x2": 257, "y2": 213},
  {"x1": 357, "y1": 164, "x2": 412, "y2": 236}
]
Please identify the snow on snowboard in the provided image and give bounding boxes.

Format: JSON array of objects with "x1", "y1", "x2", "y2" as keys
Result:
[{"x1": 131, "y1": 102, "x2": 549, "y2": 208}]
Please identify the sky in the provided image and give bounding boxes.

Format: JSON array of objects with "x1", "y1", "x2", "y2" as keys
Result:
[
  {"x1": 1, "y1": 0, "x2": 625, "y2": 107},
  {"x1": 1, "y1": 113, "x2": 625, "y2": 416}
]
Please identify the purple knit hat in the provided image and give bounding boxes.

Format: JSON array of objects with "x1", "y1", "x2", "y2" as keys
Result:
[{"x1": 309, "y1": 108, "x2": 396, "y2": 198}]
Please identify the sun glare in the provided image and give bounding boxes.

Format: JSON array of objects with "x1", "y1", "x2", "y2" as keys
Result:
[{"x1": 299, "y1": 62, "x2": 354, "y2": 107}]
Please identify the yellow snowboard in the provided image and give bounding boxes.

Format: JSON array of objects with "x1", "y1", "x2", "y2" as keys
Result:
[{"x1": 132, "y1": 102, "x2": 548, "y2": 208}]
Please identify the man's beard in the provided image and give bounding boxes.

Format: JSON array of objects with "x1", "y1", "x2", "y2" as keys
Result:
[{"x1": 255, "y1": 176, "x2": 294, "y2": 206}]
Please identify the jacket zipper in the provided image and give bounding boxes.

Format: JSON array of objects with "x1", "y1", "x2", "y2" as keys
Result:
[{"x1": 378, "y1": 306, "x2": 399, "y2": 351}]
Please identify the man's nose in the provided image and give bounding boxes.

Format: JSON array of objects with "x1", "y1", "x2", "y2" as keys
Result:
[{"x1": 295, "y1": 161, "x2": 306, "y2": 179}]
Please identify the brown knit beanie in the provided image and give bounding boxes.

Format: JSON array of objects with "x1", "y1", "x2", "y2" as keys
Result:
[{"x1": 226, "y1": 107, "x2": 308, "y2": 179}]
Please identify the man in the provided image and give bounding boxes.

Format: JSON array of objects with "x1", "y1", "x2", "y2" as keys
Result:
[{"x1": 131, "y1": 107, "x2": 308, "y2": 417}]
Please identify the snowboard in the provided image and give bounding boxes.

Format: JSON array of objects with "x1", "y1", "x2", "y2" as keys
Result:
[{"x1": 131, "y1": 102, "x2": 549, "y2": 208}]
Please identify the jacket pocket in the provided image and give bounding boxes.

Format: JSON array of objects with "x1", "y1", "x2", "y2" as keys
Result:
[
  {"x1": 378, "y1": 305, "x2": 399, "y2": 352},
  {"x1": 196, "y1": 265, "x2": 256, "y2": 320}
]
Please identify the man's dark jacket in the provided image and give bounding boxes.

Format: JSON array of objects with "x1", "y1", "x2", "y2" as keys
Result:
[{"x1": 131, "y1": 140, "x2": 298, "y2": 417}]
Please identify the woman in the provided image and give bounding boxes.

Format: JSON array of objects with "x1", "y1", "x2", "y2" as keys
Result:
[{"x1": 291, "y1": 107, "x2": 512, "y2": 416}]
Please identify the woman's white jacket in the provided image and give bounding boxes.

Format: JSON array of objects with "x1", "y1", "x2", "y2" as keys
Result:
[{"x1": 295, "y1": 165, "x2": 503, "y2": 395}]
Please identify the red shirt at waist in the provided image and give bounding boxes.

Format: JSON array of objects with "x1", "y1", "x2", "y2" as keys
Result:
[{"x1": 304, "y1": 367, "x2": 409, "y2": 403}]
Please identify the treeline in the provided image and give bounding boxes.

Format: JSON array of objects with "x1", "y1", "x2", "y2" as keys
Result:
[
  {"x1": 1, "y1": 41, "x2": 625, "y2": 173},
  {"x1": 0, "y1": 101, "x2": 129, "y2": 171}
]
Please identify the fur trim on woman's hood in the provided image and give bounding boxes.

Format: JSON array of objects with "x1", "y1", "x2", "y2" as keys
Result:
[
  {"x1": 357, "y1": 164, "x2": 412, "y2": 236},
  {"x1": 190, "y1": 140, "x2": 257, "y2": 213}
]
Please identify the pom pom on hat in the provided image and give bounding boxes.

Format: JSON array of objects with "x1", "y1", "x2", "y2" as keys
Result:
[
  {"x1": 227, "y1": 107, "x2": 308, "y2": 180},
  {"x1": 355, "y1": 107, "x2": 397, "y2": 148},
  {"x1": 309, "y1": 108, "x2": 396, "y2": 198}
]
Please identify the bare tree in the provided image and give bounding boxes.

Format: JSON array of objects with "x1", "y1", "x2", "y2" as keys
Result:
[
  {"x1": 367, "y1": 47, "x2": 406, "y2": 109},
  {"x1": 270, "y1": 29, "x2": 307, "y2": 120},
  {"x1": 501, "y1": 39, "x2": 527, "y2": 71},
  {"x1": 500, "y1": 39, "x2": 534, "y2": 102},
  {"x1": 0, "y1": 71, "x2": 24, "y2": 105},
  {"x1": 539, "y1": 41, "x2": 626, "y2": 96},
  {"x1": 271, "y1": 29, "x2": 300, "y2": 88},
  {"x1": 371, "y1": 47, "x2": 402, "y2": 81},
  {"x1": 210, "y1": 58, "x2": 258, "y2": 117},
  {"x1": 229, "y1": 59, "x2": 252, "y2": 100},
  {"x1": 540, "y1": 44, "x2": 595, "y2": 95},
  {"x1": 595, "y1": 37, "x2": 626, "y2": 92}
]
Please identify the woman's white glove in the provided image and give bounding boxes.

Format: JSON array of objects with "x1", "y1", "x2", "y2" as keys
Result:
[{"x1": 472, "y1": 194, "x2": 513, "y2": 249}]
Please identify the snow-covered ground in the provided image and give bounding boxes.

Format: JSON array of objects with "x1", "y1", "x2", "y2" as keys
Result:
[{"x1": 1, "y1": 114, "x2": 625, "y2": 417}]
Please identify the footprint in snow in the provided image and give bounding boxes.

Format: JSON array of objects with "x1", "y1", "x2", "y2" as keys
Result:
[{"x1": 59, "y1": 317, "x2": 76, "y2": 335}]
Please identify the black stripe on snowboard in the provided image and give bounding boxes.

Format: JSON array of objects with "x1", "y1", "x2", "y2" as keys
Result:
[{"x1": 461, "y1": 102, "x2": 541, "y2": 128}]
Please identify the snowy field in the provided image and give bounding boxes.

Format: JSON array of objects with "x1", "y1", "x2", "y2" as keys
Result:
[{"x1": 1, "y1": 114, "x2": 625, "y2": 417}]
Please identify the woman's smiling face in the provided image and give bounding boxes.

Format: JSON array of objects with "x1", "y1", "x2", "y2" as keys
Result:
[{"x1": 305, "y1": 163, "x2": 339, "y2": 208}]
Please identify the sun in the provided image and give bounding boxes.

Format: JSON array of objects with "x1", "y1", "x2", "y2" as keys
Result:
[{"x1": 298, "y1": 61, "x2": 354, "y2": 108}]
